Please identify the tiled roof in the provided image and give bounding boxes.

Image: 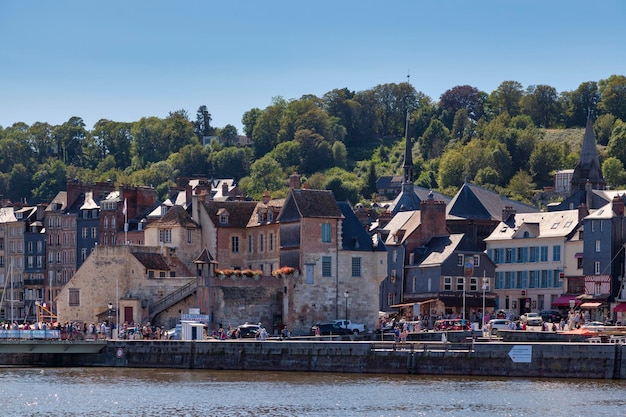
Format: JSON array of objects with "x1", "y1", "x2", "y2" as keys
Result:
[
  {"x1": 246, "y1": 198, "x2": 285, "y2": 227},
  {"x1": 202, "y1": 200, "x2": 258, "y2": 228},
  {"x1": 289, "y1": 189, "x2": 343, "y2": 218},
  {"x1": 132, "y1": 252, "x2": 170, "y2": 270},
  {"x1": 149, "y1": 205, "x2": 199, "y2": 228}
]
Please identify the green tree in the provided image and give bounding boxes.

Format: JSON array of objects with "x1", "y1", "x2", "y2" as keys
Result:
[
  {"x1": 242, "y1": 108, "x2": 261, "y2": 139},
  {"x1": 439, "y1": 85, "x2": 486, "y2": 129},
  {"x1": 131, "y1": 117, "x2": 168, "y2": 168},
  {"x1": 607, "y1": 120, "x2": 626, "y2": 167},
  {"x1": 506, "y1": 170, "x2": 535, "y2": 204},
  {"x1": 269, "y1": 140, "x2": 301, "y2": 171},
  {"x1": 31, "y1": 159, "x2": 67, "y2": 203},
  {"x1": 91, "y1": 119, "x2": 133, "y2": 168},
  {"x1": 52, "y1": 116, "x2": 87, "y2": 165},
  {"x1": 219, "y1": 124, "x2": 239, "y2": 147},
  {"x1": 602, "y1": 157, "x2": 626, "y2": 188},
  {"x1": 562, "y1": 81, "x2": 600, "y2": 127},
  {"x1": 598, "y1": 75, "x2": 626, "y2": 121},
  {"x1": 520, "y1": 85, "x2": 560, "y2": 128},
  {"x1": 438, "y1": 148, "x2": 465, "y2": 189},
  {"x1": 194, "y1": 105, "x2": 214, "y2": 140},
  {"x1": 419, "y1": 119, "x2": 451, "y2": 160},
  {"x1": 210, "y1": 147, "x2": 253, "y2": 180},
  {"x1": 595, "y1": 114, "x2": 617, "y2": 146},
  {"x1": 362, "y1": 160, "x2": 377, "y2": 199},
  {"x1": 489, "y1": 80, "x2": 523, "y2": 117},
  {"x1": 332, "y1": 141, "x2": 347, "y2": 169},
  {"x1": 529, "y1": 140, "x2": 563, "y2": 188},
  {"x1": 167, "y1": 144, "x2": 210, "y2": 177},
  {"x1": 244, "y1": 155, "x2": 285, "y2": 198},
  {"x1": 252, "y1": 97, "x2": 287, "y2": 158}
]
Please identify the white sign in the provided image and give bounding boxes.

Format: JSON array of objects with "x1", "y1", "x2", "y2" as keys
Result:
[
  {"x1": 508, "y1": 345, "x2": 532, "y2": 363},
  {"x1": 181, "y1": 313, "x2": 210, "y2": 324},
  {"x1": 189, "y1": 308, "x2": 200, "y2": 315}
]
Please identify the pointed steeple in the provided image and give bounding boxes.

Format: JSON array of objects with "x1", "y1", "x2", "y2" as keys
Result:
[
  {"x1": 570, "y1": 116, "x2": 605, "y2": 195},
  {"x1": 390, "y1": 73, "x2": 422, "y2": 214}
]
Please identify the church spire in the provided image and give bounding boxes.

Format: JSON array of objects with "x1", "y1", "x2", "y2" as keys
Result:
[
  {"x1": 570, "y1": 116, "x2": 605, "y2": 195},
  {"x1": 402, "y1": 72, "x2": 413, "y2": 191}
]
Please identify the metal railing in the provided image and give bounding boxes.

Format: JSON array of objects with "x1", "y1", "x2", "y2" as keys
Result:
[{"x1": 148, "y1": 279, "x2": 196, "y2": 322}]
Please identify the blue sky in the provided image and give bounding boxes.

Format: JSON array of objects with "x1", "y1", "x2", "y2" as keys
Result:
[{"x1": 1, "y1": 1, "x2": 625, "y2": 133}]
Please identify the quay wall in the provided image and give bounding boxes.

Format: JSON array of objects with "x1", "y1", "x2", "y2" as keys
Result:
[{"x1": 1, "y1": 340, "x2": 624, "y2": 379}]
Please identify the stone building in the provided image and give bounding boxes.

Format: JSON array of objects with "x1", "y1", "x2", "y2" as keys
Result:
[{"x1": 56, "y1": 245, "x2": 196, "y2": 328}]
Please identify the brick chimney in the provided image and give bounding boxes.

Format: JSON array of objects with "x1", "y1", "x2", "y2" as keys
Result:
[
  {"x1": 262, "y1": 190, "x2": 271, "y2": 204},
  {"x1": 289, "y1": 172, "x2": 301, "y2": 189},
  {"x1": 419, "y1": 195, "x2": 447, "y2": 240},
  {"x1": 578, "y1": 203, "x2": 589, "y2": 221},
  {"x1": 222, "y1": 182, "x2": 229, "y2": 198},
  {"x1": 502, "y1": 206, "x2": 516, "y2": 222},
  {"x1": 613, "y1": 195, "x2": 625, "y2": 216}
]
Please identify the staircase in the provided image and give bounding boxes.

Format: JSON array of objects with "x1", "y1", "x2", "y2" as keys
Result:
[{"x1": 149, "y1": 279, "x2": 196, "y2": 322}]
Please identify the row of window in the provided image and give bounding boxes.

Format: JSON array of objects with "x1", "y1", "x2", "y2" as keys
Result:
[
  {"x1": 47, "y1": 216, "x2": 76, "y2": 229},
  {"x1": 488, "y1": 246, "x2": 560, "y2": 264},
  {"x1": 494, "y1": 270, "x2": 563, "y2": 289},
  {"x1": 319, "y1": 256, "x2": 361, "y2": 279},
  {"x1": 231, "y1": 233, "x2": 276, "y2": 254},
  {"x1": 47, "y1": 251, "x2": 76, "y2": 265},
  {"x1": 443, "y1": 276, "x2": 491, "y2": 291}
]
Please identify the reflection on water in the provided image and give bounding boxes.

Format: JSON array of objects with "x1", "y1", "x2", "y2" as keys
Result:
[{"x1": 1, "y1": 367, "x2": 625, "y2": 417}]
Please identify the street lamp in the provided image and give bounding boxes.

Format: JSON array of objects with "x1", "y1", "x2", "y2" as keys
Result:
[
  {"x1": 344, "y1": 291, "x2": 349, "y2": 328},
  {"x1": 107, "y1": 301, "x2": 113, "y2": 338},
  {"x1": 482, "y1": 275, "x2": 489, "y2": 332}
]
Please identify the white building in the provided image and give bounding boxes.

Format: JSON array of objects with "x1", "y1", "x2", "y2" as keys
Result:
[{"x1": 485, "y1": 209, "x2": 583, "y2": 315}]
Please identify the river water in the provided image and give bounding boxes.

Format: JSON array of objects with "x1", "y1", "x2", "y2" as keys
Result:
[{"x1": 1, "y1": 367, "x2": 625, "y2": 417}]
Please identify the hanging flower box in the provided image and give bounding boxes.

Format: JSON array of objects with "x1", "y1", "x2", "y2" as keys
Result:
[{"x1": 272, "y1": 266, "x2": 297, "y2": 278}]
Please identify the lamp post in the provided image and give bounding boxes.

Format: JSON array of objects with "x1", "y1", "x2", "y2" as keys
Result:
[
  {"x1": 482, "y1": 275, "x2": 489, "y2": 332},
  {"x1": 107, "y1": 301, "x2": 113, "y2": 338},
  {"x1": 344, "y1": 291, "x2": 349, "y2": 329}
]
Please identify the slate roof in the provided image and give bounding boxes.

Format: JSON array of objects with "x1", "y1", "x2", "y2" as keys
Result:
[
  {"x1": 484, "y1": 209, "x2": 580, "y2": 241},
  {"x1": 132, "y1": 252, "x2": 170, "y2": 270},
  {"x1": 446, "y1": 182, "x2": 538, "y2": 221},
  {"x1": 571, "y1": 118, "x2": 605, "y2": 192},
  {"x1": 376, "y1": 175, "x2": 403, "y2": 189},
  {"x1": 337, "y1": 202, "x2": 386, "y2": 252},
  {"x1": 202, "y1": 200, "x2": 258, "y2": 228},
  {"x1": 45, "y1": 191, "x2": 68, "y2": 211},
  {"x1": 417, "y1": 234, "x2": 466, "y2": 267}
]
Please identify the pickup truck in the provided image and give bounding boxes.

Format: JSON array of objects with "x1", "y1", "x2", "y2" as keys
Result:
[{"x1": 333, "y1": 320, "x2": 365, "y2": 334}]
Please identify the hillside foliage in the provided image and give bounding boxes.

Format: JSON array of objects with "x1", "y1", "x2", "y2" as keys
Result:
[{"x1": 1, "y1": 75, "x2": 626, "y2": 206}]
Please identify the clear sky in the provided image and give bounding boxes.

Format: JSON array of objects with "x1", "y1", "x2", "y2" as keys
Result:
[{"x1": 1, "y1": 1, "x2": 625, "y2": 133}]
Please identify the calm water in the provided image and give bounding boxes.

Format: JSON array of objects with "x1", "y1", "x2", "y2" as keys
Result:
[{"x1": 1, "y1": 367, "x2": 626, "y2": 417}]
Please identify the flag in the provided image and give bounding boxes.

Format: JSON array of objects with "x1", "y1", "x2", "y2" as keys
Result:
[{"x1": 122, "y1": 198, "x2": 127, "y2": 216}]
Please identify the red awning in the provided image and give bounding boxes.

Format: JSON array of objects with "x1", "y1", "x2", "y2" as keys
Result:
[
  {"x1": 580, "y1": 302, "x2": 602, "y2": 308},
  {"x1": 614, "y1": 303, "x2": 626, "y2": 312},
  {"x1": 552, "y1": 295, "x2": 580, "y2": 307}
]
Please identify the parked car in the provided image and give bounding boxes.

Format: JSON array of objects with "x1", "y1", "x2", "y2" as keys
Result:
[
  {"x1": 433, "y1": 319, "x2": 471, "y2": 331},
  {"x1": 375, "y1": 325, "x2": 396, "y2": 334},
  {"x1": 539, "y1": 310, "x2": 563, "y2": 323},
  {"x1": 582, "y1": 321, "x2": 614, "y2": 331},
  {"x1": 310, "y1": 323, "x2": 352, "y2": 336},
  {"x1": 521, "y1": 312, "x2": 543, "y2": 326},
  {"x1": 487, "y1": 319, "x2": 511, "y2": 335},
  {"x1": 237, "y1": 323, "x2": 261, "y2": 338}
]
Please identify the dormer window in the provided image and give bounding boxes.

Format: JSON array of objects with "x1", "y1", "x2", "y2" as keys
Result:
[
  {"x1": 258, "y1": 212, "x2": 264, "y2": 224},
  {"x1": 218, "y1": 208, "x2": 229, "y2": 225},
  {"x1": 268, "y1": 211, "x2": 273, "y2": 222}
]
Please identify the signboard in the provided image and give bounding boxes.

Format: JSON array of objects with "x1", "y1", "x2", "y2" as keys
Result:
[
  {"x1": 181, "y1": 313, "x2": 210, "y2": 324},
  {"x1": 508, "y1": 345, "x2": 532, "y2": 363}
]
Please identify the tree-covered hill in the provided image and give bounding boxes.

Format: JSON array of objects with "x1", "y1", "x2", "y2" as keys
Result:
[{"x1": 1, "y1": 75, "x2": 626, "y2": 207}]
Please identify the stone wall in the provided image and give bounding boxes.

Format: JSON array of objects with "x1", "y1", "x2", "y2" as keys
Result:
[{"x1": 6, "y1": 340, "x2": 620, "y2": 380}]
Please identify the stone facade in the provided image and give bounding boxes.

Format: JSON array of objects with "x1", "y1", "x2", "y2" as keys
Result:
[{"x1": 56, "y1": 245, "x2": 195, "y2": 327}]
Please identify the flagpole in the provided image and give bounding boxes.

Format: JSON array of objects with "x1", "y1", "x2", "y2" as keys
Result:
[{"x1": 123, "y1": 197, "x2": 128, "y2": 245}]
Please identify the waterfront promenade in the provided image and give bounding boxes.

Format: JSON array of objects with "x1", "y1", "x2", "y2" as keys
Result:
[{"x1": 0, "y1": 333, "x2": 623, "y2": 380}]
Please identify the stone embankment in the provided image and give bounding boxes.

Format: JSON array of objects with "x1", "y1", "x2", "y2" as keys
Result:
[{"x1": 2, "y1": 337, "x2": 624, "y2": 379}]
